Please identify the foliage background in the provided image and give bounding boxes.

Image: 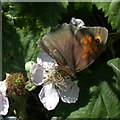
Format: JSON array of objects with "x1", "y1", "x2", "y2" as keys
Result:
[{"x1": 1, "y1": 1, "x2": 120, "y2": 120}]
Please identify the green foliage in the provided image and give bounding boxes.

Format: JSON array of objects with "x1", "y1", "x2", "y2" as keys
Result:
[
  {"x1": 2, "y1": 2, "x2": 68, "y2": 78},
  {"x1": 68, "y1": 81, "x2": 120, "y2": 118},
  {"x1": 67, "y1": 58, "x2": 120, "y2": 118},
  {"x1": 74, "y1": 2, "x2": 93, "y2": 13},
  {"x1": 8, "y1": 2, "x2": 68, "y2": 28},
  {"x1": 107, "y1": 58, "x2": 120, "y2": 80},
  {"x1": 107, "y1": 58, "x2": 120, "y2": 92},
  {"x1": 94, "y1": 1, "x2": 120, "y2": 32},
  {"x1": 2, "y1": 2, "x2": 119, "y2": 120}
]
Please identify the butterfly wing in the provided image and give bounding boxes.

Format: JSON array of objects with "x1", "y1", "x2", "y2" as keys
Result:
[
  {"x1": 74, "y1": 27, "x2": 108, "y2": 72},
  {"x1": 37, "y1": 23, "x2": 76, "y2": 77},
  {"x1": 38, "y1": 24, "x2": 108, "y2": 77}
]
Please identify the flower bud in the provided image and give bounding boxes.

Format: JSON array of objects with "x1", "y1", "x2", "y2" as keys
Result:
[{"x1": 25, "y1": 61, "x2": 35, "y2": 71}]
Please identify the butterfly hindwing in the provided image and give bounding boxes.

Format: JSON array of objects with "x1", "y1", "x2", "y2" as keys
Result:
[{"x1": 74, "y1": 27, "x2": 108, "y2": 72}]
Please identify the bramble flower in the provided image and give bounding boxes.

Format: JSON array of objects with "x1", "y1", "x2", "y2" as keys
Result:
[
  {"x1": 70, "y1": 17, "x2": 85, "y2": 28},
  {"x1": 28, "y1": 51, "x2": 80, "y2": 110},
  {"x1": 0, "y1": 80, "x2": 9, "y2": 115}
]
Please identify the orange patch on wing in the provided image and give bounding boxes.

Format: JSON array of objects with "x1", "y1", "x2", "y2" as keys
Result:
[
  {"x1": 83, "y1": 37, "x2": 88, "y2": 44},
  {"x1": 82, "y1": 53, "x2": 88, "y2": 59},
  {"x1": 53, "y1": 49, "x2": 57, "y2": 53},
  {"x1": 90, "y1": 49, "x2": 93, "y2": 54},
  {"x1": 83, "y1": 44, "x2": 91, "y2": 53},
  {"x1": 56, "y1": 60, "x2": 75, "y2": 78},
  {"x1": 88, "y1": 37, "x2": 92, "y2": 43},
  {"x1": 81, "y1": 37, "x2": 88, "y2": 45},
  {"x1": 80, "y1": 38, "x2": 83, "y2": 44}
]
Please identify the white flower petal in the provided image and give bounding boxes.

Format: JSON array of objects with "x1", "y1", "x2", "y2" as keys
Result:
[
  {"x1": 59, "y1": 80, "x2": 80, "y2": 103},
  {"x1": 0, "y1": 96, "x2": 9, "y2": 115},
  {"x1": 4, "y1": 116, "x2": 17, "y2": 120},
  {"x1": 37, "y1": 52, "x2": 43, "y2": 65},
  {"x1": 0, "y1": 81, "x2": 7, "y2": 96},
  {"x1": 37, "y1": 51, "x2": 57, "y2": 71},
  {"x1": 6, "y1": 73, "x2": 10, "y2": 79},
  {"x1": 30, "y1": 63, "x2": 46, "y2": 86},
  {"x1": 70, "y1": 17, "x2": 84, "y2": 28},
  {"x1": 39, "y1": 84, "x2": 59, "y2": 110}
]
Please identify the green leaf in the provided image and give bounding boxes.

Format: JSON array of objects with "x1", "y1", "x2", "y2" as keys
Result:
[
  {"x1": 2, "y1": 14, "x2": 39, "y2": 78},
  {"x1": 94, "y1": 1, "x2": 120, "y2": 32},
  {"x1": 74, "y1": 2, "x2": 93, "y2": 12},
  {"x1": 8, "y1": 2, "x2": 68, "y2": 28},
  {"x1": 107, "y1": 58, "x2": 120, "y2": 92},
  {"x1": 107, "y1": 58, "x2": 120, "y2": 83},
  {"x1": 107, "y1": 58, "x2": 120, "y2": 77},
  {"x1": 68, "y1": 81, "x2": 120, "y2": 118},
  {"x1": 99, "y1": 81, "x2": 120, "y2": 118}
]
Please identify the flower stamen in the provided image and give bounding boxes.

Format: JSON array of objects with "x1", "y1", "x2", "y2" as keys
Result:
[{"x1": 43, "y1": 64, "x2": 70, "y2": 92}]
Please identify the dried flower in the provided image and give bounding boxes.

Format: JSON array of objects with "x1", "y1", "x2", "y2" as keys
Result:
[{"x1": 6, "y1": 73, "x2": 26, "y2": 96}]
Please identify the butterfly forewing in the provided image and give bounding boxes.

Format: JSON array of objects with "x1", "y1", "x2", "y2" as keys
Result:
[
  {"x1": 74, "y1": 27, "x2": 108, "y2": 72},
  {"x1": 40, "y1": 24, "x2": 76, "y2": 77}
]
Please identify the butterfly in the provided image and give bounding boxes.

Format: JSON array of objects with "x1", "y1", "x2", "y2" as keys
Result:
[{"x1": 37, "y1": 20, "x2": 108, "y2": 78}]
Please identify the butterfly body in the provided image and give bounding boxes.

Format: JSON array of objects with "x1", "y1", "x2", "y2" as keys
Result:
[{"x1": 37, "y1": 23, "x2": 108, "y2": 78}]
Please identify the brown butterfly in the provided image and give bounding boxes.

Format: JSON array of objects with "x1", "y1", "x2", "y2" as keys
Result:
[{"x1": 37, "y1": 23, "x2": 108, "y2": 78}]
